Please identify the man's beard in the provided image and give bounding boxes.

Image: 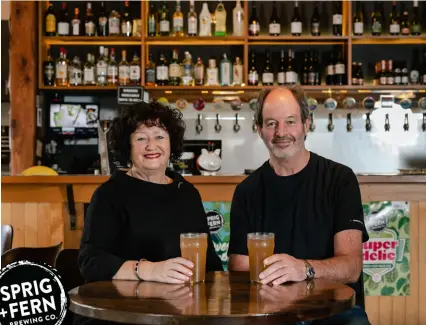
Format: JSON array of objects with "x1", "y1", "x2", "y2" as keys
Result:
[{"x1": 266, "y1": 135, "x2": 303, "y2": 159}]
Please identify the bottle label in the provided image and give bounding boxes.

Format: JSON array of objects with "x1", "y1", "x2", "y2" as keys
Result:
[
  {"x1": 99, "y1": 17, "x2": 107, "y2": 28},
  {"x1": 109, "y1": 18, "x2": 120, "y2": 34},
  {"x1": 169, "y1": 64, "x2": 181, "y2": 78},
  {"x1": 380, "y1": 76, "x2": 387, "y2": 85},
  {"x1": 354, "y1": 22, "x2": 364, "y2": 34},
  {"x1": 160, "y1": 20, "x2": 170, "y2": 32},
  {"x1": 130, "y1": 66, "x2": 141, "y2": 81},
  {"x1": 70, "y1": 70, "x2": 82, "y2": 85},
  {"x1": 411, "y1": 24, "x2": 421, "y2": 34},
  {"x1": 119, "y1": 66, "x2": 130, "y2": 78},
  {"x1": 58, "y1": 22, "x2": 69, "y2": 35},
  {"x1": 156, "y1": 66, "x2": 169, "y2": 80},
  {"x1": 84, "y1": 68, "x2": 95, "y2": 83},
  {"x1": 308, "y1": 72, "x2": 315, "y2": 84},
  {"x1": 220, "y1": 63, "x2": 231, "y2": 85},
  {"x1": 402, "y1": 75, "x2": 409, "y2": 84},
  {"x1": 285, "y1": 71, "x2": 296, "y2": 83},
  {"x1": 56, "y1": 64, "x2": 67, "y2": 79},
  {"x1": 182, "y1": 64, "x2": 193, "y2": 84},
  {"x1": 44, "y1": 66, "x2": 54, "y2": 81},
  {"x1": 97, "y1": 62, "x2": 107, "y2": 76},
  {"x1": 233, "y1": 65, "x2": 243, "y2": 84},
  {"x1": 389, "y1": 24, "x2": 400, "y2": 34},
  {"x1": 262, "y1": 73, "x2": 274, "y2": 84},
  {"x1": 207, "y1": 68, "x2": 219, "y2": 85},
  {"x1": 352, "y1": 78, "x2": 358, "y2": 85},
  {"x1": 333, "y1": 14, "x2": 342, "y2": 25},
  {"x1": 401, "y1": 27, "x2": 410, "y2": 35},
  {"x1": 291, "y1": 22, "x2": 302, "y2": 34},
  {"x1": 215, "y1": 13, "x2": 227, "y2": 34},
  {"x1": 146, "y1": 69, "x2": 156, "y2": 83},
  {"x1": 422, "y1": 74, "x2": 426, "y2": 84},
  {"x1": 410, "y1": 70, "x2": 419, "y2": 83},
  {"x1": 148, "y1": 17, "x2": 156, "y2": 34},
  {"x1": 195, "y1": 66, "x2": 204, "y2": 81},
  {"x1": 395, "y1": 76, "x2": 402, "y2": 84},
  {"x1": 188, "y1": 17, "x2": 197, "y2": 34},
  {"x1": 121, "y1": 21, "x2": 132, "y2": 35},
  {"x1": 327, "y1": 65, "x2": 334, "y2": 75},
  {"x1": 107, "y1": 66, "x2": 118, "y2": 78},
  {"x1": 335, "y1": 63, "x2": 345, "y2": 74},
  {"x1": 248, "y1": 71, "x2": 258, "y2": 84},
  {"x1": 199, "y1": 16, "x2": 211, "y2": 36},
  {"x1": 311, "y1": 22, "x2": 320, "y2": 34},
  {"x1": 358, "y1": 78, "x2": 364, "y2": 85},
  {"x1": 277, "y1": 72, "x2": 285, "y2": 84},
  {"x1": 46, "y1": 15, "x2": 56, "y2": 33},
  {"x1": 72, "y1": 20, "x2": 80, "y2": 35},
  {"x1": 269, "y1": 23, "x2": 280, "y2": 35},
  {"x1": 85, "y1": 21, "x2": 95, "y2": 35},
  {"x1": 249, "y1": 23, "x2": 260, "y2": 35},
  {"x1": 372, "y1": 21, "x2": 382, "y2": 33},
  {"x1": 173, "y1": 17, "x2": 183, "y2": 32},
  {"x1": 387, "y1": 76, "x2": 395, "y2": 85}
]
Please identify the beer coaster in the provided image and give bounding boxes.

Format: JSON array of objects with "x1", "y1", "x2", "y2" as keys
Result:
[{"x1": 176, "y1": 99, "x2": 189, "y2": 110}]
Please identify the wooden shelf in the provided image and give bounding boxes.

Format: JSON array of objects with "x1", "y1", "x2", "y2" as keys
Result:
[
  {"x1": 42, "y1": 36, "x2": 142, "y2": 45},
  {"x1": 352, "y1": 36, "x2": 426, "y2": 45},
  {"x1": 248, "y1": 35, "x2": 349, "y2": 44},
  {"x1": 145, "y1": 36, "x2": 245, "y2": 45},
  {"x1": 39, "y1": 86, "x2": 119, "y2": 91}
]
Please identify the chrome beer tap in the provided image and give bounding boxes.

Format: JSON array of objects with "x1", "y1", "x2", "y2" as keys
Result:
[
  {"x1": 215, "y1": 114, "x2": 222, "y2": 133},
  {"x1": 196, "y1": 114, "x2": 203, "y2": 134}
]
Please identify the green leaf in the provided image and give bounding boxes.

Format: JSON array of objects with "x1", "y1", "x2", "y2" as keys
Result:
[
  {"x1": 381, "y1": 286, "x2": 395, "y2": 296},
  {"x1": 397, "y1": 278, "x2": 407, "y2": 291},
  {"x1": 398, "y1": 217, "x2": 409, "y2": 230}
]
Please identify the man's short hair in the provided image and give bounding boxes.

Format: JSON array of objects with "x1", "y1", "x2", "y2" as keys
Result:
[{"x1": 254, "y1": 85, "x2": 310, "y2": 127}]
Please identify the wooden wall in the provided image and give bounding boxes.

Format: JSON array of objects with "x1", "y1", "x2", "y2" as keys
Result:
[{"x1": 2, "y1": 178, "x2": 426, "y2": 325}]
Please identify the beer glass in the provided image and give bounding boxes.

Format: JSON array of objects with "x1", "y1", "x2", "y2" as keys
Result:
[
  {"x1": 247, "y1": 233, "x2": 275, "y2": 283},
  {"x1": 180, "y1": 233, "x2": 208, "y2": 283}
]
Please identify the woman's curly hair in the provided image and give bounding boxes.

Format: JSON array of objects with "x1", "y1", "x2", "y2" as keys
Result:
[{"x1": 108, "y1": 101, "x2": 186, "y2": 165}]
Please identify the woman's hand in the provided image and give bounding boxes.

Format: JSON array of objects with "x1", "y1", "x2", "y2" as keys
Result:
[{"x1": 139, "y1": 258, "x2": 194, "y2": 284}]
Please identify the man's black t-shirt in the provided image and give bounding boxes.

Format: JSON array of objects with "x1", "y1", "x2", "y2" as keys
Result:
[{"x1": 228, "y1": 152, "x2": 369, "y2": 306}]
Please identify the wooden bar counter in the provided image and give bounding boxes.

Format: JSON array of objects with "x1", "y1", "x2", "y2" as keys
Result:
[{"x1": 1, "y1": 174, "x2": 426, "y2": 325}]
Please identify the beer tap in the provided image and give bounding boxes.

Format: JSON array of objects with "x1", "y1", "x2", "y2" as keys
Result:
[
  {"x1": 422, "y1": 113, "x2": 426, "y2": 132},
  {"x1": 195, "y1": 114, "x2": 203, "y2": 134},
  {"x1": 384, "y1": 114, "x2": 390, "y2": 132},
  {"x1": 252, "y1": 116, "x2": 257, "y2": 133},
  {"x1": 403, "y1": 113, "x2": 409, "y2": 131},
  {"x1": 346, "y1": 113, "x2": 353, "y2": 132},
  {"x1": 214, "y1": 114, "x2": 222, "y2": 133},
  {"x1": 309, "y1": 113, "x2": 316, "y2": 132},
  {"x1": 233, "y1": 113, "x2": 241, "y2": 133},
  {"x1": 365, "y1": 113, "x2": 372, "y2": 132},
  {"x1": 327, "y1": 113, "x2": 334, "y2": 132}
]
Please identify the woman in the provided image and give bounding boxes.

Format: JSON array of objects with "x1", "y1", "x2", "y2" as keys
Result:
[{"x1": 78, "y1": 101, "x2": 223, "y2": 285}]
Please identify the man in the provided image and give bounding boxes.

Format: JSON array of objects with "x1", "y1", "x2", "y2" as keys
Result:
[{"x1": 228, "y1": 86, "x2": 370, "y2": 325}]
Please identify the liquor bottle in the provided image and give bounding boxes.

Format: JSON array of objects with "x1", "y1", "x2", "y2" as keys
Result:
[
  {"x1": 248, "y1": 2, "x2": 260, "y2": 36},
  {"x1": 422, "y1": 51, "x2": 426, "y2": 85},
  {"x1": 58, "y1": 2, "x2": 70, "y2": 36},
  {"x1": 233, "y1": 57, "x2": 243, "y2": 86},
  {"x1": 334, "y1": 51, "x2": 345, "y2": 85},
  {"x1": 107, "y1": 48, "x2": 118, "y2": 86},
  {"x1": 83, "y1": 54, "x2": 96, "y2": 85},
  {"x1": 262, "y1": 50, "x2": 274, "y2": 86},
  {"x1": 326, "y1": 51, "x2": 335, "y2": 85},
  {"x1": 169, "y1": 49, "x2": 181, "y2": 86},
  {"x1": 122, "y1": 1, "x2": 133, "y2": 37},
  {"x1": 313, "y1": 51, "x2": 320, "y2": 85},
  {"x1": 70, "y1": 56, "x2": 82, "y2": 86},
  {"x1": 172, "y1": 0, "x2": 184, "y2": 37},
  {"x1": 233, "y1": 0, "x2": 244, "y2": 37},
  {"x1": 400, "y1": 3, "x2": 410, "y2": 36},
  {"x1": 248, "y1": 52, "x2": 258, "y2": 86},
  {"x1": 156, "y1": 53, "x2": 169, "y2": 86},
  {"x1": 291, "y1": 1, "x2": 302, "y2": 36},
  {"x1": 199, "y1": 2, "x2": 211, "y2": 36},
  {"x1": 43, "y1": 49, "x2": 55, "y2": 86},
  {"x1": 188, "y1": 0, "x2": 197, "y2": 36},
  {"x1": 109, "y1": 8, "x2": 121, "y2": 36},
  {"x1": 56, "y1": 48, "x2": 68, "y2": 86},
  {"x1": 145, "y1": 53, "x2": 156, "y2": 86},
  {"x1": 286, "y1": 50, "x2": 296, "y2": 85},
  {"x1": 220, "y1": 54, "x2": 232, "y2": 86},
  {"x1": 351, "y1": 62, "x2": 358, "y2": 85},
  {"x1": 353, "y1": 2, "x2": 364, "y2": 36},
  {"x1": 96, "y1": 46, "x2": 108, "y2": 86},
  {"x1": 129, "y1": 53, "x2": 141, "y2": 85},
  {"x1": 159, "y1": 1, "x2": 170, "y2": 36},
  {"x1": 277, "y1": 50, "x2": 285, "y2": 86},
  {"x1": 394, "y1": 65, "x2": 402, "y2": 85},
  {"x1": 118, "y1": 50, "x2": 130, "y2": 85},
  {"x1": 45, "y1": 2, "x2": 56, "y2": 36},
  {"x1": 357, "y1": 62, "x2": 364, "y2": 85},
  {"x1": 379, "y1": 60, "x2": 387, "y2": 85},
  {"x1": 332, "y1": 1, "x2": 342, "y2": 36},
  {"x1": 194, "y1": 57, "x2": 205, "y2": 86},
  {"x1": 371, "y1": 3, "x2": 383, "y2": 36},
  {"x1": 182, "y1": 52, "x2": 194, "y2": 86},
  {"x1": 215, "y1": 1, "x2": 227, "y2": 36},
  {"x1": 206, "y1": 58, "x2": 219, "y2": 86},
  {"x1": 387, "y1": 60, "x2": 395, "y2": 85},
  {"x1": 302, "y1": 51, "x2": 309, "y2": 85},
  {"x1": 148, "y1": 1, "x2": 157, "y2": 37},
  {"x1": 85, "y1": 2, "x2": 96, "y2": 36},
  {"x1": 98, "y1": 1, "x2": 108, "y2": 36},
  {"x1": 311, "y1": 1, "x2": 320, "y2": 36},
  {"x1": 401, "y1": 66, "x2": 409, "y2": 85},
  {"x1": 389, "y1": 1, "x2": 400, "y2": 36},
  {"x1": 71, "y1": 8, "x2": 81, "y2": 36},
  {"x1": 269, "y1": 1, "x2": 281, "y2": 36},
  {"x1": 410, "y1": 50, "x2": 420, "y2": 84},
  {"x1": 410, "y1": 1, "x2": 421, "y2": 35},
  {"x1": 308, "y1": 51, "x2": 318, "y2": 86}
]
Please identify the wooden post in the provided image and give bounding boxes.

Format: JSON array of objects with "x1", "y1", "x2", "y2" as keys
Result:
[{"x1": 9, "y1": 1, "x2": 36, "y2": 175}]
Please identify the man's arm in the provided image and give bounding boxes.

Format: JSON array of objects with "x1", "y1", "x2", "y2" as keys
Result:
[{"x1": 228, "y1": 254, "x2": 249, "y2": 271}]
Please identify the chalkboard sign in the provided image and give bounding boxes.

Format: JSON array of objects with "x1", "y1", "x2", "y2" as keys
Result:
[{"x1": 117, "y1": 86, "x2": 144, "y2": 104}]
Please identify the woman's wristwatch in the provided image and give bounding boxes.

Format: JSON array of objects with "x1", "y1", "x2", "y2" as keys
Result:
[{"x1": 304, "y1": 260, "x2": 315, "y2": 280}]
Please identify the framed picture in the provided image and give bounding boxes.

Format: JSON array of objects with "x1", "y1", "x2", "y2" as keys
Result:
[{"x1": 1, "y1": 20, "x2": 10, "y2": 102}]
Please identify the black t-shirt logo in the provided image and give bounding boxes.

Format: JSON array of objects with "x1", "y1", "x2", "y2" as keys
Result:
[
  {"x1": 0, "y1": 261, "x2": 68, "y2": 325},
  {"x1": 206, "y1": 210, "x2": 224, "y2": 233}
]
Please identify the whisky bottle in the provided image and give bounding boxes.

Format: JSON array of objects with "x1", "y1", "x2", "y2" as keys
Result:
[
  {"x1": 96, "y1": 46, "x2": 108, "y2": 86},
  {"x1": 84, "y1": 54, "x2": 96, "y2": 85},
  {"x1": 194, "y1": 57, "x2": 205, "y2": 86},
  {"x1": 57, "y1": 2, "x2": 70, "y2": 36},
  {"x1": 43, "y1": 48, "x2": 55, "y2": 86},
  {"x1": 45, "y1": 2, "x2": 56, "y2": 36},
  {"x1": 156, "y1": 53, "x2": 169, "y2": 86},
  {"x1": 159, "y1": 1, "x2": 170, "y2": 36},
  {"x1": 169, "y1": 49, "x2": 181, "y2": 86},
  {"x1": 182, "y1": 51, "x2": 194, "y2": 86},
  {"x1": 107, "y1": 48, "x2": 118, "y2": 86},
  {"x1": 172, "y1": 0, "x2": 184, "y2": 37},
  {"x1": 148, "y1": 1, "x2": 157, "y2": 37},
  {"x1": 71, "y1": 8, "x2": 81, "y2": 36},
  {"x1": 85, "y1": 2, "x2": 96, "y2": 36},
  {"x1": 119, "y1": 50, "x2": 130, "y2": 85},
  {"x1": 109, "y1": 8, "x2": 121, "y2": 36},
  {"x1": 145, "y1": 53, "x2": 156, "y2": 86},
  {"x1": 121, "y1": 1, "x2": 133, "y2": 37},
  {"x1": 98, "y1": 1, "x2": 108, "y2": 36},
  {"x1": 56, "y1": 48, "x2": 68, "y2": 86},
  {"x1": 69, "y1": 56, "x2": 82, "y2": 86},
  {"x1": 129, "y1": 53, "x2": 141, "y2": 85}
]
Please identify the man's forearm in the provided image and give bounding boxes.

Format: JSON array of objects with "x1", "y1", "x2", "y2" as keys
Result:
[{"x1": 308, "y1": 254, "x2": 362, "y2": 283}]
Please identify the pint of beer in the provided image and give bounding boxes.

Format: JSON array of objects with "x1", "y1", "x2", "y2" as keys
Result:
[
  {"x1": 180, "y1": 233, "x2": 208, "y2": 283},
  {"x1": 247, "y1": 233, "x2": 275, "y2": 283}
]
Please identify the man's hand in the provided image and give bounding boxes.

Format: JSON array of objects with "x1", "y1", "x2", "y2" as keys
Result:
[{"x1": 259, "y1": 254, "x2": 306, "y2": 285}]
